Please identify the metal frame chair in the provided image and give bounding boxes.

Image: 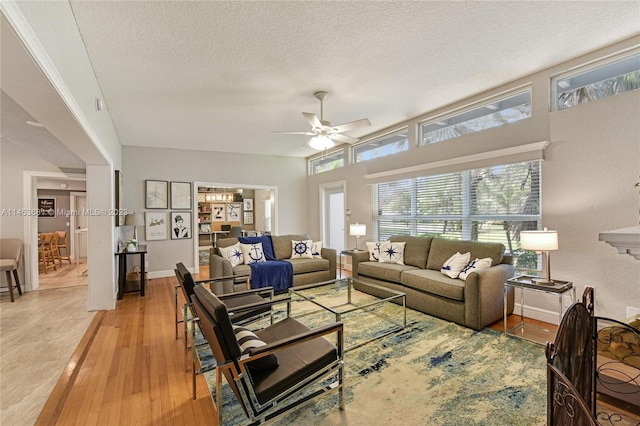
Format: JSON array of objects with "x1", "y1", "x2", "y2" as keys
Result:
[{"x1": 191, "y1": 285, "x2": 344, "y2": 424}]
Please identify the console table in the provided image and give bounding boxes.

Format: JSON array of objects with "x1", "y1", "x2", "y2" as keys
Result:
[{"x1": 115, "y1": 244, "x2": 147, "y2": 299}]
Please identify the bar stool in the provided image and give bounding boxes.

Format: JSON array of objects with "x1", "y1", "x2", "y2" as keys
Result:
[
  {"x1": 55, "y1": 231, "x2": 72, "y2": 264},
  {"x1": 39, "y1": 233, "x2": 57, "y2": 273},
  {"x1": 1, "y1": 239, "x2": 23, "y2": 302}
]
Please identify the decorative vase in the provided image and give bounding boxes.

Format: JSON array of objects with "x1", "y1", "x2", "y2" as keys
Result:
[{"x1": 127, "y1": 243, "x2": 137, "y2": 252}]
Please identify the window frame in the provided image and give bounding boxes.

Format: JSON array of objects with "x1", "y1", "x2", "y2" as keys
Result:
[
  {"x1": 418, "y1": 88, "x2": 532, "y2": 146},
  {"x1": 351, "y1": 127, "x2": 410, "y2": 164},
  {"x1": 308, "y1": 148, "x2": 346, "y2": 175}
]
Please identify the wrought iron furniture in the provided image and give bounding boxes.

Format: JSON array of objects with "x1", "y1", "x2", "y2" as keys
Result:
[
  {"x1": 191, "y1": 284, "x2": 344, "y2": 424},
  {"x1": 546, "y1": 287, "x2": 640, "y2": 424},
  {"x1": 0, "y1": 239, "x2": 23, "y2": 302}
]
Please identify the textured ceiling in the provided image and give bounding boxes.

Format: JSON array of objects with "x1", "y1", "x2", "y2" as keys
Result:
[{"x1": 4, "y1": 1, "x2": 640, "y2": 164}]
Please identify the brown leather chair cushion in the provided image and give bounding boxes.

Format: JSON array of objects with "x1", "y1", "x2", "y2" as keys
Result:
[{"x1": 250, "y1": 317, "x2": 338, "y2": 404}]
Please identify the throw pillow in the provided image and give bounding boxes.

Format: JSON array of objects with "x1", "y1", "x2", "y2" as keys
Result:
[
  {"x1": 218, "y1": 243, "x2": 244, "y2": 267},
  {"x1": 378, "y1": 241, "x2": 406, "y2": 265},
  {"x1": 458, "y1": 257, "x2": 493, "y2": 280},
  {"x1": 365, "y1": 241, "x2": 383, "y2": 261},
  {"x1": 232, "y1": 325, "x2": 278, "y2": 370},
  {"x1": 290, "y1": 240, "x2": 313, "y2": 259},
  {"x1": 441, "y1": 252, "x2": 471, "y2": 279},
  {"x1": 311, "y1": 241, "x2": 323, "y2": 258},
  {"x1": 239, "y1": 236, "x2": 276, "y2": 260},
  {"x1": 240, "y1": 243, "x2": 266, "y2": 264}
]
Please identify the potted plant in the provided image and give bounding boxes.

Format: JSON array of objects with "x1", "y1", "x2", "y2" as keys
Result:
[{"x1": 125, "y1": 238, "x2": 138, "y2": 252}]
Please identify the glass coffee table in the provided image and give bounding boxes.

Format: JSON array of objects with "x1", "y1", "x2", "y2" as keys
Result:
[{"x1": 289, "y1": 277, "x2": 406, "y2": 351}]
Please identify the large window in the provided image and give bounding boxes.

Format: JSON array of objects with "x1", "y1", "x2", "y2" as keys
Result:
[
  {"x1": 553, "y1": 52, "x2": 640, "y2": 110},
  {"x1": 373, "y1": 161, "x2": 541, "y2": 270},
  {"x1": 420, "y1": 90, "x2": 532, "y2": 145},
  {"x1": 309, "y1": 150, "x2": 344, "y2": 175},
  {"x1": 353, "y1": 129, "x2": 409, "y2": 163}
]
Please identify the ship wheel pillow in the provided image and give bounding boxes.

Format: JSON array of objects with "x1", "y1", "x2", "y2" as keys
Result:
[{"x1": 290, "y1": 240, "x2": 313, "y2": 259}]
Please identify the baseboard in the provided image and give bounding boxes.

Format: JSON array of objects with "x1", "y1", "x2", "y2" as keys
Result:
[{"x1": 515, "y1": 303, "x2": 561, "y2": 325}]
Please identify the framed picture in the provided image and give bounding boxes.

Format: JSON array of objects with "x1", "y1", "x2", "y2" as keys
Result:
[
  {"x1": 226, "y1": 203, "x2": 241, "y2": 222},
  {"x1": 211, "y1": 203, "x2": 225, "y2": 222},
  {"x1": 145, "y1": 212, "x2": 168, "y2": 241},
  {"x1": 243, "y1": 198, "x2": 254, "y2": 211},
  {"x1": 115, "y1": 170, "x2": 125, "y2": 225},
  {"x1": 243, "y1": 211, "x2": 254, "y2": 225},
  {"x1": 145, "y1": 180, "x2": 168, "y2": 209},
  {"x1": 171, "y1": 212, "x2": 192, "y2": 239},
  {"x1": 38, "y1": 197, "x2": 56, "y2": 218},
  {"x1": 170, "y1": 181, "x2": 192, "y2": 210}
]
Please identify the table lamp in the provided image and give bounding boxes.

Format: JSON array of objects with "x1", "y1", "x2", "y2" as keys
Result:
[
  {"x1": 124, "y1": 213, "x2": 145, "y2": 242},
  {"x1": 520, "y1": 228, "x2": 558, "y2": 285},
  {"x1": 350, "y1": 223, "x2": 366, "y2": 251}
]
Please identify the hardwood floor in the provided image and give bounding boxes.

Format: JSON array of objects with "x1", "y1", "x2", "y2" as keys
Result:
[
  {"x1": 36, "y1": 275, "x2": 217, "y2": 425},
  {"x1": 38, "y1": 258, "x2": 88, "y2": 290},
  {"x1": 35, "y1": 268, "x2": 556, "y2": 425}
]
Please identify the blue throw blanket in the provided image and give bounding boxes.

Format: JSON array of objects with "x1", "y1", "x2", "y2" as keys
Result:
[{"x1": 248, "y1": 261, "x2": 293, "y2": 293}]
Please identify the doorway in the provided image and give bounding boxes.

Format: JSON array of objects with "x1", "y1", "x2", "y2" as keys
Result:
[{"x1": 320, "y1": 182, "x2": 346, "y2": 254}]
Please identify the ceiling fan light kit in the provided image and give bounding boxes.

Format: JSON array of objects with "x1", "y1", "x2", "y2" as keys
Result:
[{"x1": 274, "y1": 90, "x2": 371, "y2": 151}]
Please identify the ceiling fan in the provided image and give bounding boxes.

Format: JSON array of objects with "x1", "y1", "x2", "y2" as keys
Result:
[{"x1": 273, "y1": 91, "x2": 371, "y2": 150}]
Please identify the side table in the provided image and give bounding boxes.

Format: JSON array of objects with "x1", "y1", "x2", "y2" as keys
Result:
[
  {"x1": 115, "y1": 244, "x2": 147, "y2": 299},
  {"x1": 504, "y1": 274, "x2": 576, "y2": 342},
  {"x1": 339, "y1": 249, "x2": 366, "y2": 278}
]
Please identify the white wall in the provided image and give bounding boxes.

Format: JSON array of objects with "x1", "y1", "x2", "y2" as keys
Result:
[
  {"x1": 307, "y1": 38, "x2": 640, "y2": 321},
  {"x1": 121, "y1": 146, "x2": 307, "y2": 277}
]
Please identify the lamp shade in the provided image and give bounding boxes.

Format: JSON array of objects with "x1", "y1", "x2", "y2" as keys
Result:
[
  {"x1": 124, "y1": 213, "x2": 145, "y2": 227},
  {"x1": 308, "y1": 135, "x2": 335, "y2": 150},
  {"x1": 520, "y1": 228, "x2": 558, "y2": 251},
  {"x1": 349, "y1": 223, "x2": 366, "y2": 237}
]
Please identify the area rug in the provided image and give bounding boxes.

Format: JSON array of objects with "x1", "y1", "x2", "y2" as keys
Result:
[{"x1": 196, "y1": 291, "x2": 547, "y2": 425}]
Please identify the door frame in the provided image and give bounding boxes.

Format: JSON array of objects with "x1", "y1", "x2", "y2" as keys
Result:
[
  {"x1": 319, "y1": 180, "x2": 346, "y2": 253},
  {"x1": 23, "y1": 171, "x2": 86, "y2": 291}
]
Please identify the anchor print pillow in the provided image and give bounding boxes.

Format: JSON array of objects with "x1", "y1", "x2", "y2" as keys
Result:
[
  {"x1": 219, "y1": 243, "x2": 244, "y2": 267},
  {"x1": 458, "y1": 257, "x2": 493, "y2": 281},
  {"x1": 240, "y1": 243, "x2": 266, "y2": 264},
  {"x1": 290, "y1": 240, "x2": 313, "y2": 259},
  {"x1": 441, "y1": 252, "x2": 471, "y2": 279},
  {"x1": 378, "y1": 241, "x2": 406, "y2": 265},
  {"x1": 366, "y1": 241, "x2": 384, "y2": 261},
  {"x1": 311, "y1": 241, "x2": 323, "y2": 258}
]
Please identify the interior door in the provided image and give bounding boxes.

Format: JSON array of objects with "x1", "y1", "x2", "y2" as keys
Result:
[{"x1": 321, "y1": 182, "x2": 345, "y2": 254}]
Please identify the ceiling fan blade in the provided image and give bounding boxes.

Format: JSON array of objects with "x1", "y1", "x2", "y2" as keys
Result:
[
  {"x1": 329, "y1": 133, "x2": 359, "y2": 144},
  {"x1": 272, "y1": 131, "x2": 315, "y2": 135},
  {"x1": 302, "y1": 112, "x2": 322, "y2": 128},
  {"x1": 331, "y1": 118, "x2": 371, "y2": 133}
]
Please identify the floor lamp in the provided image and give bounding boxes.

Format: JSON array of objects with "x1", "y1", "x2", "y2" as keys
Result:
[
  {"x1": 520, "y1": 228, "x2": 558, "y2": 285},
  {"x1": 350, "y1": 223, "x2": 366, "y2": 251}
]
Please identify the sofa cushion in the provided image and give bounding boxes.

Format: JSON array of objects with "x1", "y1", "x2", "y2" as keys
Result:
[
  {"x1": 232, "y1": 264, "x2": 251, "y2": 278},
  {"x1": 402, "y1": 269, "x2": 466, "y2": 302},
  {"x1": 426, "y1": 238, "x2": 505, "y2": 271},
  {"x1": 285, "y1": 258, "x2": 330, "y2": 275},
  {"x1": 390, "y1": 235, "x2": 432, "y2": 269},
  {"x1": 271, "y1": 234, "x2": 311, "y2": 260},
  {"x1": 358, "y1": 261, "x2": 419, "y2": 284},
  {"x1": 379, "y1": 241, "x2": 406, "y2": 265}
]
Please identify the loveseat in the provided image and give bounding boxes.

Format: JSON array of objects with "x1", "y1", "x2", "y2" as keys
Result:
[
  {"x1": 210, "y1": 234, "x2": 336, "y2": 293},
  {"x1": 352, "y1": 235, "x2": 515, "y2": 330}
]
